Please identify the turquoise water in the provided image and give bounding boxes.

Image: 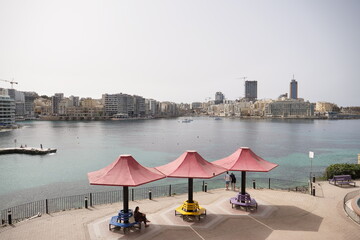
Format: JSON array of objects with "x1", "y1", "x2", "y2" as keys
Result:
[{"x1": 0, "y1": 118, "x2": 359, "y2": 209}]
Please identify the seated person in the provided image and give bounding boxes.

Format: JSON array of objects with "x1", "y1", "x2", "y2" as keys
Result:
[{"x1": 134, "y1": 206, "x2": 150, "y2": 227}]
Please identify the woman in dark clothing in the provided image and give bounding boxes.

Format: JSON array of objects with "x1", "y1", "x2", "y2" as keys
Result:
[{"x1": 134, "y1": 206, "x2": 150, "y2": 227}]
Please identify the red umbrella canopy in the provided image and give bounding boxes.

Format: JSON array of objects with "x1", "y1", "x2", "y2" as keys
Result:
[
  {"x1": 88, "y1": 155, "x2": 165, "y2": 187},
  {"x1": 156, "y1": 151, "x2": 227, "y2": 179},
  {"x1": 213, "y1": 147, "x2": 278, "y2": 172}
]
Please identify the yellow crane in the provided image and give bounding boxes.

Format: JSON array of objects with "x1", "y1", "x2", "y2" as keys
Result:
[{"x1": 0, "y1": 78, "x2": 18, "y2": 88}]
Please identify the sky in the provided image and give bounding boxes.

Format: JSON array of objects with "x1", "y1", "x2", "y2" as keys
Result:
[{"x1": 0, "y1": 0, "x2": 359, "y2": 106}]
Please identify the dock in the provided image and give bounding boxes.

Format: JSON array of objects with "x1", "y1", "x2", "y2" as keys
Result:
[{"x1": 0, "y1": 147, "x2": 57, "y2": 155}]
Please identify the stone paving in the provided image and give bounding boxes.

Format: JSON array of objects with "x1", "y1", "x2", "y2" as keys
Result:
[{"x1": 1, "y1": 181, "x2": 360, "y2": 240}]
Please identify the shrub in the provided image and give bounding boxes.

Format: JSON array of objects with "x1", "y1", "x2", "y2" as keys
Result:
[{"x1": 325, "y1": 163, "x2": 360, "y2": 179}]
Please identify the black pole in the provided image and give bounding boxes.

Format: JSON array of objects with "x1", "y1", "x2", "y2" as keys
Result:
[
  {"x1": 123, "y1": 186, "x2": 129, "y2": 213},
  {"x1": 85, "y1": 197, "x2": 88, "y2": 209},
  {"x1": 169, "y1": 184, "x2": 172, "y2": 196},
  {"x1": 45, "y1": 199, "x2": 49, "y2": 214},
  {"x1": 241, "y1": 171, "x2": 246, "y2": 195},
  {"x1": 188, "y1": 178, "x2": 194, "y2": 203},
  {"x1": 8, "y1": 210, "x2": 12, "y2": 225}
]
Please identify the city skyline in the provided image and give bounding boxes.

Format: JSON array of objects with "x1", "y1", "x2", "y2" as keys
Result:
[{"x1": 1, "y1": 0, "x2": 360, "y2": 106}]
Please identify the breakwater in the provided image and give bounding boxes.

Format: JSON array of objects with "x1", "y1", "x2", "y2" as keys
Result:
[{"x1": 0, "y1": 147, "x2": 57, "y2": 155}]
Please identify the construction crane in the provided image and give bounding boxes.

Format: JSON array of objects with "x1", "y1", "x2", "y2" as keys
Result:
[{"x1": 0, "y1": 78, "x2": 18, "y2": 88}]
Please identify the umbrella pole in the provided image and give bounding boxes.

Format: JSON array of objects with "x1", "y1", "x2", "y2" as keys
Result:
[
  {"x1": 123, "y1": 186, "x2": 129, "y2": 223},
  {"x1": 241, "y1": 171, "x2": 246, "y2": 195},
  {"x1": 188, "y1": 178, "x2": 193, "y2": 203}
]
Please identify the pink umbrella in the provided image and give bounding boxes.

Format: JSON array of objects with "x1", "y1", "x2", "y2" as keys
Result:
[
  {"x1": 156, "y1": 150, "x2": 227, "y2": 203},
  {"x1": 88, "y1": 155, "x2": 165, "y2": 217},
  {"x1": 213, "y1": 147, "x2": 278, "y2": 195}
]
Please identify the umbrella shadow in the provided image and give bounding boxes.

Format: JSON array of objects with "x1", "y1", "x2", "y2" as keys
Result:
[{"x1": 252, "y1": 205, "x2": 323, "y2": 232}]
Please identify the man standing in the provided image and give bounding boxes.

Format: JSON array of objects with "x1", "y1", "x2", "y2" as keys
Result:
[
  {"x1": 230, "y1": 172, "x2": 236, "y2": 191},
  {"x1": 224, "y1": 171, "x2": 231, "y2": 190}
]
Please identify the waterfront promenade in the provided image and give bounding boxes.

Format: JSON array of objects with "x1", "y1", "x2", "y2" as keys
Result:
[{"x1": 1, "y1": 181, "x2": 360, "y2": 240}]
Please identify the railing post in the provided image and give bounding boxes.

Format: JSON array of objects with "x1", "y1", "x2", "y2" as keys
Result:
[
  {"x1": 268, "y1": 178, "x2": 271, "y2": 189},
  {"x1": 89, "y1": 193, "x2": 92, "y2": 207},
  {"x1": 7, "y1": 210, "x2": 12, "y2": 225},
  {"x1": 169, "y1": 185, "x2": 172, "y2": 196},
  {"x1": 132, "y1": 189, "x2": 134, "y2": 201},
  {"x1": 149, "y1": 190, "x2": 152, "y2": 200},
  {"x1": 45, "y1": 199, "x2": 49, "y2": 214},
  {"x1": 85, "y1": 197, "x2": 88, "y2": 209},
  {"x1": 312, "y1": 185, "x2": 316, "y2": 196},
  {"x1": 252, "y1": 180, "x2": 256, "y2": 189}
]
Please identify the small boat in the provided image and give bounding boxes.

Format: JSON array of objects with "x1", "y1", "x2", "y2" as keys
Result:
[{"x1": 182, "y1": 119, "x2": 192, "y2": 123}]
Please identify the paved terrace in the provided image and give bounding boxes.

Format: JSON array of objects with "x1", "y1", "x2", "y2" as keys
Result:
[{"x1": 1, "y1": 181, "x2": 360, "y2": 240}]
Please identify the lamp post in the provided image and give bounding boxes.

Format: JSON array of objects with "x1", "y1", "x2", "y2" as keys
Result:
[{"x1": 309, "y1": 151, "x2": 314, "y2": 180}]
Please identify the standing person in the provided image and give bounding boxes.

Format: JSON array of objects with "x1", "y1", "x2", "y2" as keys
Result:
[
  {"x1": 230, "y1": 172, "x2": 236, "y2": 191},
  {"x1": 224, "y1": 171, "x2": 231, "y2": 190},
  {"x1": 134, "y1": 206, "x2": 150, "y2": 227},
  {"x1": 40, "y1": 144, "x2": 43, "y2": 149}
]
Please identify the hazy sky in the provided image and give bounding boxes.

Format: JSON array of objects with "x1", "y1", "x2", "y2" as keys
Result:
[{"x1": 0, "y1": 0, "x2": 359, "y2": 106}]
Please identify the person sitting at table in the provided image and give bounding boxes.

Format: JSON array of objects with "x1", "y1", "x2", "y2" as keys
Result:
[{"x1": 134, "y1": 206, "x2": 150, "y2": 227}]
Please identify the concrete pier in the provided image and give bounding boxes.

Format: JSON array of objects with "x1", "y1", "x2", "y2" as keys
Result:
[{"x1": 0, "y1": 147, "x2": 57, "y2": 155}]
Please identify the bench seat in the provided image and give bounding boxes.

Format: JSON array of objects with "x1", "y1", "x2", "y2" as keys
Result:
[
  {"x1": 329, "y1": 175, "x2": 356, "y2": 187},
  {"x1": 230, "y1": 193, "x2": 258, "y2": 211},
  {"x1": 109, "y1": 216, "x2": 141, "y2": 231},
  {"x1": 175, "y1": 200, "x2": 206, "y2": 221}
]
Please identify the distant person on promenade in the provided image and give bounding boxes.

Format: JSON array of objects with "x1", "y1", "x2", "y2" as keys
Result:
[
  {"x1": 134, "y1": 206, "x2": 150, "y2": 227},
  {"x1": 230, "y1": 172, "x2": 236, "y2": 191},
  {"x1": 40, "y1": 144, "x2": 43, "y2": 149},
  {"x1": 224, "y1": 171, "x2": 231, "y2": 190}
]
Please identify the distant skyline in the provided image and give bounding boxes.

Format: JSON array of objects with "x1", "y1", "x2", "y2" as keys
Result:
[{"x1": 1, "y1": 0, "x2": 359, "y2": 106}]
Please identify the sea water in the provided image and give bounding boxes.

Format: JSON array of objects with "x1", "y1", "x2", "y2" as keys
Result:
[{"x1": 0, "y1": 118, "x2": 359, "y2": 209}]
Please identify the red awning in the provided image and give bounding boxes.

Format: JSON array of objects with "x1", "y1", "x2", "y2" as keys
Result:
[
  {"x1": 156, "y1": 151, "x2": 227, "y2": 179},
  {"x1": 213, "y1": 147, "x2": 278, "y2": 172},
  {"x1": 87, "y1": 155, "x2": 165, "y2": 187}
]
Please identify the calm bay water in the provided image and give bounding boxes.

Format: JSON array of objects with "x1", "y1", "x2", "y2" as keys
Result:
[{"x1": 0, "y1": 118, "x2": 360, "y2": 209}]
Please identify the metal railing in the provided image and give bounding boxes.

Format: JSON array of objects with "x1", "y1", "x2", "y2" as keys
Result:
[
  {"x1": 1, "y1": 177, "x2": 308, "y2": 225},
  {"x1": 343, "y1": 189, "x2": 360, "y2": 224}
]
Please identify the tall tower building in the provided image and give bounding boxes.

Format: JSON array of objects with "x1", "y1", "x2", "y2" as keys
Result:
[
  {"x1": 215, "y1": 92, "x2": 224, "y2": 105},
  {"x1": 290, "y1": 77, "x2": 298, "y2": 99},
  {"x1": 245, "y1": 81, "x2": 257, "y2": 102}
]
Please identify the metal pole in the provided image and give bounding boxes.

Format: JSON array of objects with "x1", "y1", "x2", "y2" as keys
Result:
[
  {"x1": 132, "y1": 189, "x2": 134, "y2": 201},
  {"x1": 252, "y1": 179, "x2": 256, "y2": 189},
  {"x1": 85, "y1": 197, "x2": 88, "y2": 209},
  {"x1": 90, "y1": 193, "x2": 92, "y2": 207},
  {"x1": 268, "y1": 178, "x2": 271, "y2": 189},
  {"x1": 149, "y1": 190, "x2": 152, "y2": 200},
  {"x1": 123, "y1": 186, "x2": 129, "y2": 213},
  {"x1": 7, "y1": 210, "x2": 12, "y2": 225},
  {"x1": 188, "y1": 178, "x2": 194, "y2": 203},
  {"x1": 204, "y1": 183, "x2": 207, "y2": 192},
  {"x1": 45, "y1": 199, "x2": 49, "y2": 214},
  {"x1": 241, "y1": 171, "x2": 246, "y2": 195},
  {"x1": 169, "y1": 185, "x2": 172, "y2": 196}
]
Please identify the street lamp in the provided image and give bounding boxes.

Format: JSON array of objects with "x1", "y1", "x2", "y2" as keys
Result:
[{"x1": 309, "y1": 151, "x2": 314, "y2": 181}]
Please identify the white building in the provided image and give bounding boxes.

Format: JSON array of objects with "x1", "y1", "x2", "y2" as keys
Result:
[{"x1": 0, "y1": 89, "x2": 15, "y2": 126}]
